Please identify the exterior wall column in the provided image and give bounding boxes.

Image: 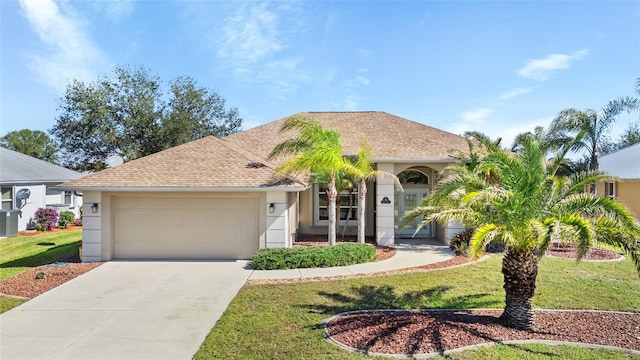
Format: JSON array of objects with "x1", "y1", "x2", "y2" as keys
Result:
[
  {"x1": 376, "y1": 163, "x2": 395, "y2": 246},
  {"x1": 443, "y1": 220, "x2": 464, "y2": 246},
  {"x1": 81, "y1": 191, "x2": 102, "y2": 262},
  {"x1": 265, "y1": 191, "x2": 289, "y2": 248}
]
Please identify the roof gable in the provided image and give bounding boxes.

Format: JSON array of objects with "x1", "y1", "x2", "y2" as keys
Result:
[
  {"x1": 0, "y1": 147, "x2": 82, "y2": 184},
  {"x1": 58, "y1": 136, "x2": 305, "y2": 190},
  {"x1": 226, "y1": 111, "x2": 469, "y2": 162},
  {"x1": 599, "y1": 143, "x2": 640, "y2": 179}
]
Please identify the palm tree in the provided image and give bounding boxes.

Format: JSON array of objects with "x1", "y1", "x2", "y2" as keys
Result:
[
  {"x1": 401, "y1": 133, "x2": 640, "y2": 330},
  {"x1": 269, "y1": 115, "x2": 347, "y2": 246},
  {"x1": 547, "y1": 97, "x2": 639, "y2": 171},
  {"x1": 344, "y1": 137, "x2": 402, "y2": 244},
  {"x1": 310, "y1": 170, "x2": 354, "y2": 239}
]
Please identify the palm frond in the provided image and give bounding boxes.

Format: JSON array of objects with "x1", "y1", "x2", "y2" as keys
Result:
[{"x1": 469, "y1": 223, "x2": 498, "y2": 258}]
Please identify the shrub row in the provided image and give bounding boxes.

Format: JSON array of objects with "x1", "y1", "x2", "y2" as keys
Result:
[{"x1": 251, "y1": 243, "x2": 377, "y2": 270}]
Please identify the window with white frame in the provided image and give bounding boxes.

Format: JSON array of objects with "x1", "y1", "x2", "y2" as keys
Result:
[
  {"x1": 604, "y1": 181, "x2": 616, "y2": 199},
  {"x1": 314, "y1": 185, "x2": 358, "y2": 224},
  {"x1": 64, "y1": 191, "x2": 73, "y2": 207},
  {"x1": 1, "y1": 187, "x2": 12, "y2": 210}
]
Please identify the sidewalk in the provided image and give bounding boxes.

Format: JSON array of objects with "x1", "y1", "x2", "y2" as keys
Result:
[{"x1": 248, "y1": 239, "x2": 455, "y2": 280}]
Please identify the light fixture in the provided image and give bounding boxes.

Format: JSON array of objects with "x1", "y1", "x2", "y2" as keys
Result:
[
  {"x1": 91, "y1": 203, "x2": 99, "y2": 213},
  {"x1": 268, "y1": 203, "x2": 275, "y2": 213}
]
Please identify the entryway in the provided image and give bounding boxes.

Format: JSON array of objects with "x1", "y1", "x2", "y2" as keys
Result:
[{"x1": 394, "y1": 168, "x2": 434, "y2": 239}]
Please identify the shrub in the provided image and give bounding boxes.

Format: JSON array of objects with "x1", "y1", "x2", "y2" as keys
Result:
[
  {"x1": 57, "y1": 211, "x2": 76, "y2": 229},
  {"x1": 34, "y1": 208, "x2": 58, "y2": 231},
  {"x1": 74, "y1": 218, "x2": 83, "y2": 226},
  {"x1": 251, "y1": 243, "x2": 377, "y2": 270},
  {"x1": 450, "y1": 228, "x2": 505, "y2": 255},
  {"x1": 450, "y1": 228, "x2": 473, "y2": 256}
]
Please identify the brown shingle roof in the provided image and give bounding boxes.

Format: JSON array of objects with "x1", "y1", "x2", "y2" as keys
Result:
[
  {"x1": 58, "y1": 112, "x2": 468, "y2": 190},
  {"x1": 57, "y1": 136, "x2": 306, "y2": 190},
  {"x1": 226, "y1": 111, "x2": 469, "y2": 163}
]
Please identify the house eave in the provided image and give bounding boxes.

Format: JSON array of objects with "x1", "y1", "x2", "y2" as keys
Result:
[{"x1": 51, "y1": 185, "x2": 311, "y2": 192}]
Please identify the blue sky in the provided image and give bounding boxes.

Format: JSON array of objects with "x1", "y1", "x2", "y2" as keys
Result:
[{"x1": 2, "y1": 0, "x2": 639, "y2": 147}]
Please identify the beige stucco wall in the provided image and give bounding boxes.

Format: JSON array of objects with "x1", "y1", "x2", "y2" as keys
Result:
[{"x1": 615, "y1": 180, "x2": 640, "y2": 220}]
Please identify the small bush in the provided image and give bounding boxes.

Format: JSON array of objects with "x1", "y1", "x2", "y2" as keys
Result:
[
  {"x1": 57, "y1": 211, "x2": 76, "y2": 229},
  {"x1": 73, "y1": 218, "x2": 83, "y2": 226},
  {"x1": 252, "y1": 243, "x2": 377, "y2": 270},
  {"x1": 450, "y1": 228, "x2": 505, "y2": 255},
  {"x1": 450, "y1": 228, "x2": 473, "y2": 256},
  {"x1": 34, "y1": 208, "x2": 58, "y2": 231}
]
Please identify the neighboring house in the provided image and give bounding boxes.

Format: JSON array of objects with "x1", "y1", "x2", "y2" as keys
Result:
[
  {"x1": 0, "y1": 147, "x2": 83, "y2": 231},
  {"x1": 57, "y1": 112, "x2": 469, "y2": 262},
  {"x1": 598, "y1": 143, "x2": 640, "y2": 220}
]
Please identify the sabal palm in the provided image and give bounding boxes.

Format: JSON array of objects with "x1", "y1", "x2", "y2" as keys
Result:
[
  {"x1": 548, "y1": 97, "x2": 638, "y2": 170},
  {"x1": 402, "y1": 134, "x2": 640, "y2": 330},
  {"x1": 344, "y1": 137, "x2": 401, "y2": 244},
  {"x1": 269, "y1": 115, "x2": 346, "y2": 246}
]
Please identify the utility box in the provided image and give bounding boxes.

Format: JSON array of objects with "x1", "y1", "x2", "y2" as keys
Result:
[{"x1": 0, "y1": 210, "x2": 19, "y2": 237}]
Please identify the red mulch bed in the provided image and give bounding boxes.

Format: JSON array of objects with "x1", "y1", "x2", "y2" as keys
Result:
[
  {"x1": 545, "y1": 242, "x2": 624, "y2": 260},
  {"x1": 0, "y1": 262, "x2": 103, "y2": 299},
  {"x1": 324, "y1": 244, "x2": 637, "y2": 356},
  {"x1": 326, "y1": 310, "x2": 640, "y2": 355},
  {"x1": 18, "y1": 225, "x2": 82, "y2": 237}
]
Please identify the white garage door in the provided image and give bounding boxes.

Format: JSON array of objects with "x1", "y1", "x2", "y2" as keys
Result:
[{"x1": 114, "y1": 195, "x2": 260, "y2": 259}]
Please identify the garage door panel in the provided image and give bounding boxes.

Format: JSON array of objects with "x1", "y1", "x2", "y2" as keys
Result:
[{"x1": 114, "y1": 195, "x2": 260, "y2": 260}]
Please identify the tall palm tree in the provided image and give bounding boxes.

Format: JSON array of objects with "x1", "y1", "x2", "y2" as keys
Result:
[
  {"x1": 269, "y1": 115, "x2": 347, "y2": 246},
  {"x1": 548, "y1": 97, "x2": 639, "y2": 171},
  {"x1": 344, "y1": 137, "x2": 402, "y2": 244},
  {"x1": 401, "y1": 133, "x2": 640, "y2": 330}
]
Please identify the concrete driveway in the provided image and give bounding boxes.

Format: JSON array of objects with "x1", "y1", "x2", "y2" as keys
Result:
[{"x1": 0, "y1": 261, "x2": 252, "y2": 360}]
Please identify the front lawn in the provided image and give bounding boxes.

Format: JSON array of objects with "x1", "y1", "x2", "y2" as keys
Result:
[
  {"x1": 195, "y1": 255, "x2": 640, "y2": 359},
  {"x1": 0, "y1": 230, "x2": 82, "y2": 312}
]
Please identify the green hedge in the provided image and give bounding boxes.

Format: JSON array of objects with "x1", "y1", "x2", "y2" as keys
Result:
[{"x1": 251, "y1": 243, "x2": 377, "y2": 270}]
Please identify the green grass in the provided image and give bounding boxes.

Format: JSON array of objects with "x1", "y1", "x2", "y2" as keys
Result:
[
  {"x1": 194, "y1": 255, "x2": 640, "y2": 359},
  {"x1": 0, "y1": 230, "x2": 82, "y2": 313},
  {"x1": 0, "y1": 230, "x2": 82, "y2": 281},
  {"x1": 437, "y1": 343, "x2": 640, "y2": 359}
]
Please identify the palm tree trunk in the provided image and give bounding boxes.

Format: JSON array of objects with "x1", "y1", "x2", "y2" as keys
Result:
[
  {"x1": 327, "y1": 175, "x2": 337, "y2": 246},
  {"x1": 357, "y1": 179, "x2": 367, "y2": 244},
  {"x1": 500, "y1": 249, "x2": 538, "y2": 330}
]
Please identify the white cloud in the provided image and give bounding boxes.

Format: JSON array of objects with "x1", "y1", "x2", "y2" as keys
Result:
[
  {"x1": 19, "y1": 0, "x2": 108, "y2": 92},
  {"x1": 217, "y1": 3, "x2": 283, "y2": 66},
  {"x1": 447, "y1": 108, "x2": 494, "y2": 136},
  {"x1": 500, "y1": 86, "x2": 535, "y2": 100},
  {"x1": 198, "y1": 2, "x2": 308, "y2": 98},
  {"x1": 90, "y1": 0, "x2": 135, "y2": 21},
  {"x1": 461, "y1": 108, "x2": 493, "y2": 123},
  {"x1": 355, "y1": 75, "x2": 370, "y2": 85},
  {"x1": 494, "y1": 117, "x2": 554, "y2": 148},
  {"x1": 518, "y1": 49, "x2": 589, "y2": 81}
]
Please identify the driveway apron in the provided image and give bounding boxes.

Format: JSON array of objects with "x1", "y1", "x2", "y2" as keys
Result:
[{"x1": 0, "y1": 261, "x2": 252, "y2": 360}]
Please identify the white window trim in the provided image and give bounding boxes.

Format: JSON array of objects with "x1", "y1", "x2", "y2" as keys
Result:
[
  {"x1": 604, "y1": 181, "x2": 616, "y2": 199},
  {"x1": 312, "y1": 184, "x2": 358, "y2": 226},
  {"x1": 1, "y1": 186, "x2": 13, "y2": 210}
]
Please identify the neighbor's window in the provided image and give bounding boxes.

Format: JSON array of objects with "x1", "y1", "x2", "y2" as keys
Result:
[
  {"x1": 1, "y1": 187, "x2": 12, "y2": 210},
  {"x1": 604, "y1": 182, "x2": 616, "y2": 199},
  {"x1": 64, "y1": 191, "x2": 73, "y2": 206},
  {"x1": 315, "y1": 185, "x2": 358, "y2": 224}
]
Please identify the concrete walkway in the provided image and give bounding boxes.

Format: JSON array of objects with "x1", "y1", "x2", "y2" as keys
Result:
[{"x1": 249, "y1": 238, "x2": 454, "y2": 280}]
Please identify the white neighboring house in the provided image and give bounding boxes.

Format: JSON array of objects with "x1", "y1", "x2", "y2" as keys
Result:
[{"x1": 0, "y1": 147, "x2": 84, "y2": 231}]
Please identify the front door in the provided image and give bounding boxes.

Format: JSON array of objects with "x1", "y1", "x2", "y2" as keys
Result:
[{"x1": 395, "y1": 188, "x2": 433, "y2": 238}]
